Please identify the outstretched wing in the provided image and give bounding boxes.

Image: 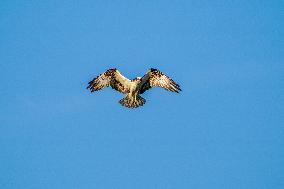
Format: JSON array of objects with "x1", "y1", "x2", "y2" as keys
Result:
[
  {"x1": 139, "y1": 68, "x2": 181, "y2": 94},
  {"x1": 87, "y1": 68, "x2": 131, "y2": 94}
]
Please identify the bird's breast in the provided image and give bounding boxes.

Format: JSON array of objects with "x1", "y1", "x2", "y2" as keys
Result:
[{"x1": 129, "y1": 81, "x2": 141, "y2": 94}]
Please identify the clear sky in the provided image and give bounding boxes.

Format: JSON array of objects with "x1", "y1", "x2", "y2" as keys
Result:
[{"x1": 0, "y1": 1, "x2": 283, "y2": 188}]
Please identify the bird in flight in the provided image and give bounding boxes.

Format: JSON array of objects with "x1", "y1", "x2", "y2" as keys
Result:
[{"x1": 87, "y1": 68, "x2": 181, "y2": 108}]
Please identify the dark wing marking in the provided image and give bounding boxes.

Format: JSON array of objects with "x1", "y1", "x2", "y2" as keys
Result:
[
  {"x1": 139, "y1": 68, "x2": 181, "y2": 94},
  {"x1": 87, "y1": 68, "x2": 131, "y2": 94}
]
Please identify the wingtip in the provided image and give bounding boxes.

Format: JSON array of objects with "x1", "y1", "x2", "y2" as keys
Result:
[
  {"x1": 86, "y1": 85, "x2": 93, "y2": 92},
  {"x1": 175, "y1": 88, "x2": 182, "y2": 93}
]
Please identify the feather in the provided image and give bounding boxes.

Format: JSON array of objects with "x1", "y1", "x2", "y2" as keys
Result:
[
  {"x1": 87, "y1": 68, "x2": 131, "y2": 94},
  {"x1": 139, "y1": 68, "x2": 181, "y2": 94}
]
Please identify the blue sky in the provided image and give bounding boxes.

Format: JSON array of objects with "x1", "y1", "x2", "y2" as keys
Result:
[{"x1": 0, "y1": 0, "x2": 283, "y2": 188}]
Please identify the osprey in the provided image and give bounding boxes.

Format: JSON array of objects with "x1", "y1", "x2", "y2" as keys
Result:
[{"x1": 87, "y1": 68, "x2": 181, "y2": 108}]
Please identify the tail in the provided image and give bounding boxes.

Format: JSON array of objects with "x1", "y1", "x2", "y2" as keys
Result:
[{"x1": 119, "y1": 94, "x2": 146, "y2": 108}]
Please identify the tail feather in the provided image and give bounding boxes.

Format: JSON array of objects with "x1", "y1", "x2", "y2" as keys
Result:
[{"x1": 119, "y1": 94, "x2": 146, "y2": 108}]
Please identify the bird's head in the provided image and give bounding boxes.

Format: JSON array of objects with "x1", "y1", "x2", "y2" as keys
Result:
[{"x1": 133, "y1": 77, "x2": 142, "y2": 81}]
